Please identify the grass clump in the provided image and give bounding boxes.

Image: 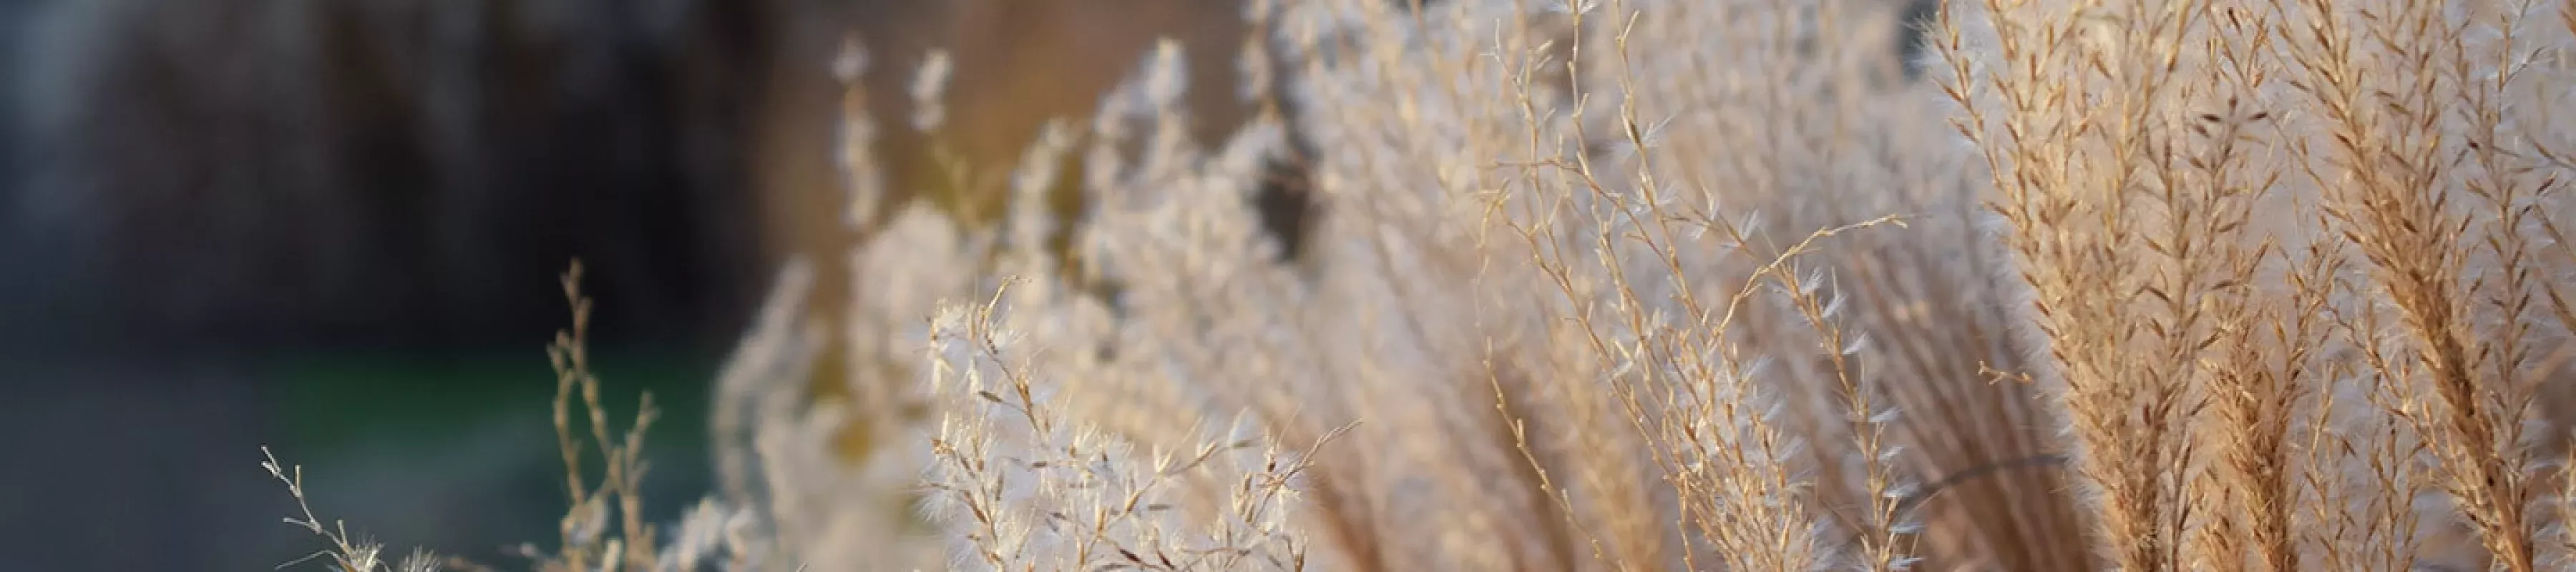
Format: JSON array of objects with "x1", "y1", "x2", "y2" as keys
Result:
[{"x1": 264, "y1": 0, "x2": 2576, "y2": 570}]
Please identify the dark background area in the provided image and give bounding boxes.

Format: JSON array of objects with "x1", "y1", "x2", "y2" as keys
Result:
[{"x1": 0, "y1": 0, "x2": 809, "y2": 568}]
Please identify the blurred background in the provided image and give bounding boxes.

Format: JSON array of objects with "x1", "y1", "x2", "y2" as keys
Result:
[{"x1": 0, "y1": 0, "x2": 1267, "y2": 568}]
